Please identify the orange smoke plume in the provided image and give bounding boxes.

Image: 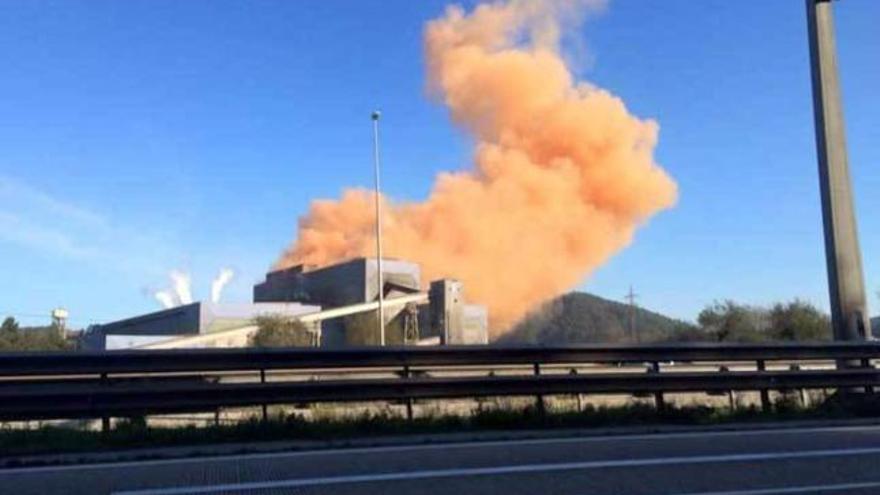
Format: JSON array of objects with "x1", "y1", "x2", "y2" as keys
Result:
[{"x1": 275, "y1": 0, "x2": 678, "y2": 336}]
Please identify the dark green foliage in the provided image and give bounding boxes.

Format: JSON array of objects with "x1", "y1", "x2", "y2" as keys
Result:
[
  {"x1": 698, "y1": 300, "x2": 769, "y2": 343},
  {"x1": 251, "y1": 315, "x2": 314, "y2": 348},
  {"x1": 663, "y1": 325, "x2": 716, "y2": 343},
  {"x1": 500, "y1": 293, "x2": 834, "y2": 345},
  {"x1": 343, "y1": 310, "x2": 407, "y2": 346},
  {"x1": 767, "y1": 300, "x2": 831, "y2": 341},
  {"x1": 343, "y1": 311, "x2": 380, "y2": 346},
  {"x1": 499, "y1": 292, "x2": 698, "y2": 345},
  {"x1": 4, "y1": 396, "x2": 878, "y2": 458},
  {"x1": 0, "y1": 316, "x2": 72, "y2": 352},
  {"x1": 2, "y1": 317, "x2": 19, "y2": 333},
  {"x1": 698, "y1": 299, "x2": 831, "y2": 343}
]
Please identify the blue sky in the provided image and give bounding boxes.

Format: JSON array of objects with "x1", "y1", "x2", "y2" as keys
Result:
[{"x1": 1, "y1": 0, "x2": 877, "y2": 328}]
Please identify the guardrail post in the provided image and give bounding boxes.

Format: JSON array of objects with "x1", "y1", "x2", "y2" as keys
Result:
[
  {"x1": 789, "y1": 364, "x2": 809, "y2": 407},
  {"x1": 534, "y1": 363, "x2": 546, "y2": 416},
  {"x1": 569, "y1": 369, "x2": 583, "y2": 412},
  {"x1": 719, "y1": 366, "x2": 735, "y2": 410},
  {"x1": 757, "y1": 360, "x2": 770, "y2": 412},
  {"x1": 649, "y1": 362, "x2": 665, "y2": 410},
  {"x1": 403, "y1": 364, "x2": 414, "y2": 421},
  {"x1": 861, "y1": 358, "x2": 874, "y2": 394},
  {"x1": 100, "y1": 372, "x2": 110, "y2": 433},
  {"x1": 260, "y1": 368, "x2": 268, "y2": 422}
]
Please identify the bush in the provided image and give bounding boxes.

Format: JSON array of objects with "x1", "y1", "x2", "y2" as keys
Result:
[
  {"x1": 343, "y1": 310, "x2": 407, "y2": 346},
  {"x1": 343, "y1": 311, "x2": 380, "y2": 346},
  {"x1": 767, "y1": 300, "x2": 831, "y2": 341},
  {"x1": 0, "y1": 317, "x2": 72, "y2": 351},
  {"x1": 697, "y1": 301, "x2": 768, "y2": 343},
  {"x1": 251, "y1": 315, "x2": 314, "y2": 348},
  {"x1": 4, "y1": 396, "x2": 870, "y2": 457},
  {"x1": 696, "y1": 299, "x2": 832, "y2": 343}
]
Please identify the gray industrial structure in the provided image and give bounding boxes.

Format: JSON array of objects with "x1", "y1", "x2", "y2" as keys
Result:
[
  {"x1": 806, "y1": 0, "x2": 870, "y2": 342},
  {"x1": 254, "y1": 258, "x2": 423, "y2": 346},
  {"x1": 255, "y1": 258, "x2": 421, "y2": 309},
  {"x1": 84, "y1": 302, "x2": 320, "y2": 350},
  {"x1": 254, "y1": 258, "x2": 488, "y2": 346},
  {"x1": 427, "y1": 279, "x2": 487, "y2": 345},
  {"x1": 86, "y1": 257, "x2": 488, "y2": 350}
]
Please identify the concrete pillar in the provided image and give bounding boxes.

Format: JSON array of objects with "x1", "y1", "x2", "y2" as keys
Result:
[{"x1": 806, "y1": 0, "x2": 869, "y2": 342}]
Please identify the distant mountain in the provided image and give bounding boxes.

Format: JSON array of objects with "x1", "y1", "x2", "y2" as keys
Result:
[
  {"x1": 496, "y1": 292, "x2": 699, "y2": 345},
  {"x1": 873, "y1": 317, "x2": 879, "y2": 337}
]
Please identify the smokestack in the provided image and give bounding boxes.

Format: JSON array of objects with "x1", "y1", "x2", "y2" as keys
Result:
[{"x1": 275, "y1": 0, "x2": 677, "y2": 336}]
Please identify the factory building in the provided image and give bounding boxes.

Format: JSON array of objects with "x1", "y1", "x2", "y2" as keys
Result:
[
  {"x1": 255, "y1": 258, "x2": 421, "y2": 308},
  {"x1": 422, "y1": 279, "x2": 488, "y2": 345},
  {"x1": 255, "y1": 258, "x2": 423, "y2": 346},
  {"x1": 83, "y1": 302, "x2": 319, "y2": 350},
  {"x1": 254, "y1": 258, "x2": 421, "y2": 346},
  {"x1": 254, "y1": 258, "x2": 488, "y2": 346},
  {"x1": 86, "y1": 257, "x2": 488, "y2": 350}
]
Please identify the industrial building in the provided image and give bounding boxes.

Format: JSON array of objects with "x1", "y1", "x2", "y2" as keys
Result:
[
  {"x1": 253, "y1": 258, "x2": 487, "y2": 346},
  {"x1": 254, "y1": 258, "x2": 421, "y2": 346},
  {"x1": 85, "y1": 257, "x2": 488, "y2": 350},
  {"x1": 82, "y1": 301, "x2": 320, "y2": 350}
]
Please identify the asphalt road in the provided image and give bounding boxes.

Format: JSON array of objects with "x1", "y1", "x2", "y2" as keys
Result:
[{"x1": 5, "y1": 425, "x2": 880, "y2": 494}]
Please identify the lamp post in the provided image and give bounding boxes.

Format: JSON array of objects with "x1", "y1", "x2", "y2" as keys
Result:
[{"x1": 371, "y1": 110, "x2": 386, "y2": 346}]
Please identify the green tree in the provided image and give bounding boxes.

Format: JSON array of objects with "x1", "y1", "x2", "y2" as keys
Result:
[
  {"x1": 664, "y1": 323, "x2": 714, "y2": 343},
  {"x1": 697, "y1": 299, "x2": 832, "y2": 342},
  {"x1": 767, "y1": 300, "x2": 831, "y2": 341},
  {"x1": 344, "y1": 311, "x2": 378, "y2": 346},
  {"x1": 697, "y1": 300, "x2": 767, "y2": 343},
  {"x1": 1, "y1": 317, "x2": 19, "y2": 334},
  {"x1": 0, "y1": 318, "x2": 72, "y2": 352},
  {"x1": 343, "y1": 310, "x2": 406, "y2": 346},
  {"x1": 251, "y1": 315, "x2": 314, "y2": 348}
]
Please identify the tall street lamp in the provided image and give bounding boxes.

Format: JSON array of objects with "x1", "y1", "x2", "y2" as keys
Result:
[{"x1": 371, "y1": 110, "x2": 386, "y2": 346}]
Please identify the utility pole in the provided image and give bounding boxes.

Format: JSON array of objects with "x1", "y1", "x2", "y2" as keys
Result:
[
  {"x1": 371, "y1": 110, "x2": 386, "y2": 346},
  {"x1": 806, "y1": 0, "x2": 869, "y2": 343},
  {"x1": 625, "y1": 286, "x2": 639, "y2": 343}
]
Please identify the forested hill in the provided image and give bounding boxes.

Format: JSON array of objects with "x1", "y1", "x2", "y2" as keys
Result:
[{"x1": 496, "y1": 292, "x2": 697, "y2": 345}]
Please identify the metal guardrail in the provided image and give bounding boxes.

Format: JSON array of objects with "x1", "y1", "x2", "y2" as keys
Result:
[
  {"x1": 0, "y1": 343, "x2": 878, "y2": 422},
  {"x1": 2, "y1": 342, "x2": 879, "y2": 375},
  {"x1": 2, "y1": 369, "x2": 878, "y2": 421}
]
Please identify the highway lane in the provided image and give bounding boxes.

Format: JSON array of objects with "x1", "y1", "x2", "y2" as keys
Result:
[{"x1": 4, "y1": 424, "x2": 880, "y2": 494}]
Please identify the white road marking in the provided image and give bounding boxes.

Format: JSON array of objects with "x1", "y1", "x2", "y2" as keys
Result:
[
  {"x1": 678, "y1": 480, "x2": 880, "y2": 494},
  {"x1": 112, "y1": 446, "x2": 880, "y2": 495},
  {"x1": 3, "y1": 423, "x2": 880, "y2": 475}
]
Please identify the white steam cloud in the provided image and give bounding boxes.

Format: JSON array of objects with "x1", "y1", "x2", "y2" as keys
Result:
[
  {"x1": 154, "y1": 290, "x2": 176, "y2": 309},
  {"x1": 210, "y1": 268, "x2": 235, "y2": 304},
  {"x1": 170, "y1": 270, "x2": 193, "y2": 305},
  {"x1": 152, "y1": 268, "x2": 235, "y2": 309}
]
